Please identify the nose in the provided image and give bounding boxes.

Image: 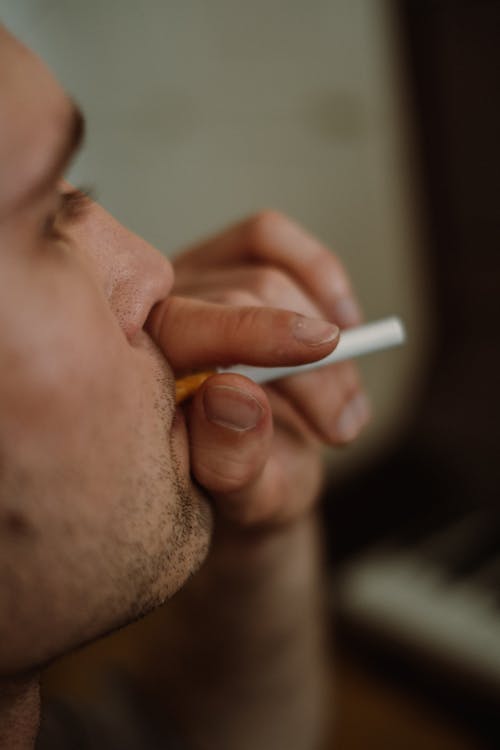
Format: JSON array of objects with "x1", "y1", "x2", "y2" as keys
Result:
[
  {"x1": 109, "y1": 230, "x2": 174, "y2": 342},
  {"x1": 84, "y1": 204, "x2": 174, "y2": 342}
]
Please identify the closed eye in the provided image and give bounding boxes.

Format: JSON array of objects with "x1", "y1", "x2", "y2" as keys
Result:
[
  {"x1": 59, "y1": 186, "x2": 94, "y2": 220},
  {"x1": 43, "y1": 186, "x2": 94, "y2": 239}
]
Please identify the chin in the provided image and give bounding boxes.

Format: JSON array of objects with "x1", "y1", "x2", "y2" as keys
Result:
[
  {"x1": 164, "y1": 481, "x2": 213, "y2": 596},
  {"x1": 1, "y1": 490, "x2": 213, "y2": 679},
  {"x1": 161, "y1": 409, "x2": 214, "y2": 595}
]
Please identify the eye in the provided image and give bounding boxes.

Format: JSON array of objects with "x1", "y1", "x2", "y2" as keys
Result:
[{"x1": 42, "y1": 186, "x2": 94, "y2": 239}]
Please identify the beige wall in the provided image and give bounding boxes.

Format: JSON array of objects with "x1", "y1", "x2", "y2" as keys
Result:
[{"x1": 3, "y1": 0, "x2": 429, "y2": 477}]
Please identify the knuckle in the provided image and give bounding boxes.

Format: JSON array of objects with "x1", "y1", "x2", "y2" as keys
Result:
[
  {"x1": 244, "y1": 210, "x2": 288, "y2": 252},
  {"x1": 196, "y1": 453, "x2": 257, "y2": 494},
  {"x1": 231, "y1": 305, "x2": 265, "y2": 338}
]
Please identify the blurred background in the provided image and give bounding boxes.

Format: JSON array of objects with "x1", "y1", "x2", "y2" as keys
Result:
[{"x1": 3, "y1": 0, "x2": 499, "y2": 747}]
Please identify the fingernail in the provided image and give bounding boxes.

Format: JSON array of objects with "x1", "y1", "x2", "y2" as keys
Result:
[
  {"x1": 203, "y1": 385, "x2": 263, "y2": 431},
  {"x1": 332, "y1": 297, "x2": 362, "y2": 328},
  {"x1": 334, "y1": 400, "x2": 361, "y2": 442},
  {"x1": 351, "y1": 392, "x2": 371, "y2": 424},
  {"x1": 293, "y1": 316, "x2": 339, "y2": 346}
]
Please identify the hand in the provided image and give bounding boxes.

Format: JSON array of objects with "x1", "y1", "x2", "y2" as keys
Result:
[{"x1": 149, "y1": 212, "x2": 371, "y2": 528}]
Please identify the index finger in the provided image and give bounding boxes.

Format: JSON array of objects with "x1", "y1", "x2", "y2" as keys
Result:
[
  {"x1": 147, "y1": 295, "x2": 340, "y2": 374},
  {"x1": 174, "y1": 211, "x2": 362, "y2": 328}
]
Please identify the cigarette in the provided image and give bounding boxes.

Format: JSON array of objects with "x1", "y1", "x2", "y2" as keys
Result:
[{"x1": 175, "y1": 316, "x2": 405, "y2": 404}]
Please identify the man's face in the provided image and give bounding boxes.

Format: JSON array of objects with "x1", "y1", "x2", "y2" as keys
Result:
[{"x1": 0, "y1": 27, "x2": 211, "y2": 675}]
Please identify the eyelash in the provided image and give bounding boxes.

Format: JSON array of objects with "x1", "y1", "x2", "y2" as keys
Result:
[{"x1": 43, "y1": 187, "x2": 93, "y2": 239}]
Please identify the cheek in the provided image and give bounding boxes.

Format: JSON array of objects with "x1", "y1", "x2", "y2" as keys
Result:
[
  {"x1": 0, "y1": 252, "x2": 178, "y2": 522},
  {"x1": 3, "y1": 320, "x2": 176, "y2": 485},
  {"x1": 2, "y1": 311, "x2": 138, "y2": 480}
]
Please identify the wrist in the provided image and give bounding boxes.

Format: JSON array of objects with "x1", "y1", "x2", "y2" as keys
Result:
[{"x1": 204, "y1": 511, "x2": 323, "y2": 586}]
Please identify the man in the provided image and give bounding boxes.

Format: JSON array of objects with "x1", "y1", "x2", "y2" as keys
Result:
[{"x1": 0, "y1": 24, "x2": 370, "y2": 749}]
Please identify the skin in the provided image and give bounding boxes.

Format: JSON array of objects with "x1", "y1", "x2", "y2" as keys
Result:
[
  {"x1": 0, "y1": 29, "x2": 211, "y2": 679},
  {"x1": 0, "y1": 24, "x2": 370, "y2": 749}
]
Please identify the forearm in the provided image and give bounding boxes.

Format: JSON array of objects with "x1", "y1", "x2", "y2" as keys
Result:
[{"x1": 148, "y1": 512, "x2": 329, "y2": 750}]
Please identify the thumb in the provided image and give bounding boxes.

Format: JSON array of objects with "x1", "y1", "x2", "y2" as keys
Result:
[
  {"x1": 147, "y1": 296, "x2": 339, "y2": 373},
  {"x1": 187, "y1": 373, "x2": 285, "y2": 526}
]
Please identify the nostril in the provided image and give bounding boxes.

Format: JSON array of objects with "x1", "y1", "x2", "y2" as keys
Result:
[
  {"x1": 108, "y1": 283, "x2": 142, "y2": 341},
  {"x1": 111, "y1": 249, "x2": 174, "y2": 343}
]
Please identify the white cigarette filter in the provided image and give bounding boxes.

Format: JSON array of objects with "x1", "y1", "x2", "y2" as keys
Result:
[{"x1": 221, "y1": 316, "x2": 406, "y2": 384}]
